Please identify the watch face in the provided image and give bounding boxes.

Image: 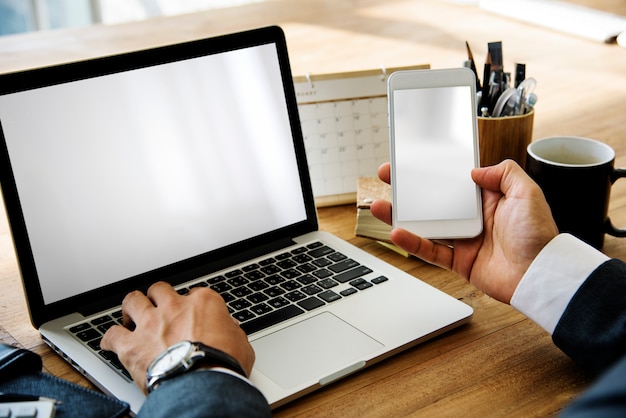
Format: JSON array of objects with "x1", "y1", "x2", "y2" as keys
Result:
[{"x1": 149, "y1": 341, "x2": 192, "y2": 376}]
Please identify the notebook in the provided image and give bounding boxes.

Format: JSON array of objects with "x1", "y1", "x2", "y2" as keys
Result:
[{"x1": 0, "y1": 26, "x2": 473, "y2": 414}]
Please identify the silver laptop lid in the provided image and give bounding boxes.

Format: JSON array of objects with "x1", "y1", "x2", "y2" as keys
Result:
[{"x1": 0, "y1": 26, "x2": 317, "y2": 328}]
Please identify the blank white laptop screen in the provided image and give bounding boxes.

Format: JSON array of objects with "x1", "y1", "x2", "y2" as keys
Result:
[{"x1": 0, "y1": 43, "x2": 307, "y2": 304}]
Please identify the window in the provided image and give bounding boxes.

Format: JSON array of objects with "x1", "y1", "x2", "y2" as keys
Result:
[{"x1": 0, "y1": 0, "x2": 263, "y2": 36}]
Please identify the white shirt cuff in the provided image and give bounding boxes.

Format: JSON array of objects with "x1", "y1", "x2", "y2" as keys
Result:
[
  {"x1": 510, "y1": 233, "x2": 609, "y2": 334},
  {"x1": 206, "y1": 366, "x2": 255, "y2": 386}
]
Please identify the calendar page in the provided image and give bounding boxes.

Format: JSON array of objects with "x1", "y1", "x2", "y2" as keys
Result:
[{"x1": 293, "y1": 65, "x2": 429, "y2": 206}]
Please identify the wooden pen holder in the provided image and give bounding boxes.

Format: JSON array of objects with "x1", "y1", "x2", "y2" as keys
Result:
[{"x1": 477, "y1": 109, "x2": 534, "y2": 167}]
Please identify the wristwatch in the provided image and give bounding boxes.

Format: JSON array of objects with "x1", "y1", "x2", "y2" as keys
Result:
[{"x1": 146, "y1": 341, "x2": 247, "y2": 393}]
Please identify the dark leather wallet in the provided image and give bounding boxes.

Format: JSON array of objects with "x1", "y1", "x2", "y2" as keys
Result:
[
  {"x1": 0, "y1": 342, "x2": 42, "y2": 380},
  {"x1": 0, "y1": 343, "x2": 130, "y2": 418}
]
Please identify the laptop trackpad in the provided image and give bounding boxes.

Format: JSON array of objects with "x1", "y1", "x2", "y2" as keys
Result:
[{"x1": 251, "y1": 312, "x2": 383, "y2": 389}]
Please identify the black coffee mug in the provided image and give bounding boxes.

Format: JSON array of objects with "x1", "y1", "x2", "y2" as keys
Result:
[{"x1": 526, "y1": 136, "x2": 626, "y2": 249}]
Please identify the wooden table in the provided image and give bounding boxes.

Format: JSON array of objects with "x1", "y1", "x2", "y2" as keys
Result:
[{"x1": 2, "y1": 1, "x2": 626, "y2": 416}]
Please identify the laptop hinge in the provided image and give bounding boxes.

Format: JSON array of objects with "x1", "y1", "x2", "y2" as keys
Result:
[{"x1": 79, "y1": 237, "x2": 297, "y2": 317}]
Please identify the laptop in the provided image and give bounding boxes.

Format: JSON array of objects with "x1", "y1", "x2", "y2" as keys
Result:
[{"x1": 0, "y1": 26, "x2": 472, "y2": 414}]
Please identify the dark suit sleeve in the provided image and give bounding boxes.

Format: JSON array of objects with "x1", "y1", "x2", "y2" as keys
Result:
[
  {"x1": 559, "y1": 354, "x2": 626, "y2": 418},
  {"x1": 137, "y1": 370, "x2": 272, "y2": 418},
  {"x1": 552, "y1": 258, "x2": 626, "y2": 377}
]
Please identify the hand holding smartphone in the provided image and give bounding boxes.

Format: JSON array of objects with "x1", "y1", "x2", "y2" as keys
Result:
[{"x1": 388, "y1": 68, "x2": 483, "y2": 239}]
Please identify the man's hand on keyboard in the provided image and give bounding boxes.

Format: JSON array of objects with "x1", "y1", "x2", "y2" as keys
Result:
[{"x1": 100, "y1": 281, "x2": 255, "y2": 393}]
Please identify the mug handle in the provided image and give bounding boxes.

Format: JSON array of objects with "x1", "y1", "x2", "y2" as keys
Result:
[{"x1": 606, "y1": 168, "x2": 626, "y2": 237}]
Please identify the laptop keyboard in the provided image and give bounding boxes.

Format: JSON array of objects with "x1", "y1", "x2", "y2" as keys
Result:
[{"x1": 67, "y1": 240, "x2": 388, "y2": 381}]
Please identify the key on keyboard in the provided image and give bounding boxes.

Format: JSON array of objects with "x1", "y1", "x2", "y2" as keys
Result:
[{"x1": 0, "y1": 401, "x2": 55, "y2": 418}]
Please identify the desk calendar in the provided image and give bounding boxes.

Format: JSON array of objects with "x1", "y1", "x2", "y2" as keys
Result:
[{"x1": 293, "y1": 64, "x2": 429, "y2": 207}]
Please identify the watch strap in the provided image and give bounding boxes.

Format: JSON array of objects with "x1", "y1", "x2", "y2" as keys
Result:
[
  {"x1": 147, "y1": 342, "x2": 247, "y2": 393},
  {"x1": 193, "y1": 342, "x2": 247, "y2": 379}
]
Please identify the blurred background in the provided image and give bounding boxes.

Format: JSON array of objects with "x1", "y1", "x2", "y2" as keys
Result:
[
  {"x1": 1, "y1": 0, "x2": 624, "y2": 37},
  {"x1": 0, "y1": 0, "x2": 263, "y2": 35}
]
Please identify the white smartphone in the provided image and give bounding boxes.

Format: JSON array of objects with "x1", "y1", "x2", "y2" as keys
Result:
[{"x1": 388, "y1": 67, "x2": 483, "y2": 239}]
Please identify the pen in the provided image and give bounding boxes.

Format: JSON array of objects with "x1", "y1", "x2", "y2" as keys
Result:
[
  {"x1": 487, "y1": 41, "x2": 503, "y2": 73},
  {"x1": 487, "y1": 69, "x2": 502, "y2": 113},
  {"x1": 503, "y1": 72, "x2": 511, "y2": 90},
  {"x1": 486, "y1": 41, "x2": 504, "y2": 112},
  {"x1": 0, "y1": 392, "x2": 60, "y2": 404},
  {"x1": 478, "y1": 60, "x2": 491, "y2": 112},
  {"x1": 465, "y1": 41, "x2": 481, "y2": 90},
  {"x1": 514, "y1": 63, "x2": 526, "y2": 88}
]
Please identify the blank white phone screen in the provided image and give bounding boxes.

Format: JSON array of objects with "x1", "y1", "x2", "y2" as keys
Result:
[{"x1": 393, "y1": 86, "x2": 477, "y2": 221}]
